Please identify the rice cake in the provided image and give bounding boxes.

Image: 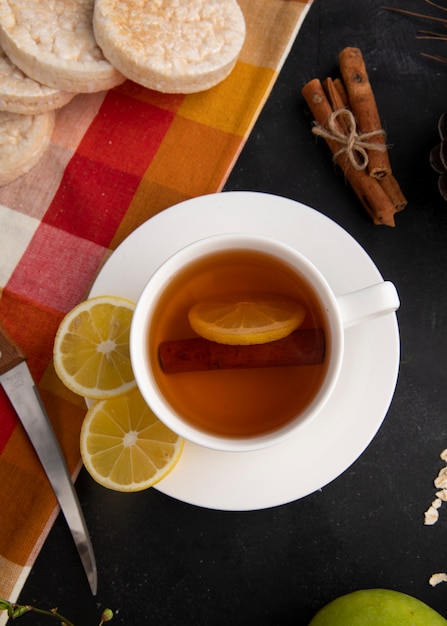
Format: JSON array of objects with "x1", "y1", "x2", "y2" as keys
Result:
[
  {"x1": 0, "y1": 44, "x2": 76, "y2": 114},
  {"x1": 0, "y1": 0, "x2": 125, "y2": 93},
  {"x1": 93, "y1": 0, "x2": 246, "y2": 93},
  {"x1": 0, "y1": 109, "x2": 55, "y2": 186}
]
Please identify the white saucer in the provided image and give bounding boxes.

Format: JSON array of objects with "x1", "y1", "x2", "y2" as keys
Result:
[{"x1": 89, "y1": 191, "x2": 400, "y2": 511}]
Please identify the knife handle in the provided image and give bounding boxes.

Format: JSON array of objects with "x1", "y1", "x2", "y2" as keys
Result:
[{"x1": 0, "y1": 325, "x2": 26, "y2": 375}]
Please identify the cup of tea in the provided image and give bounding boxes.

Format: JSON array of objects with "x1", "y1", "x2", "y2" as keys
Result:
[{"x1": 130, "y1": 233, "x2": 399, "y2": 452}]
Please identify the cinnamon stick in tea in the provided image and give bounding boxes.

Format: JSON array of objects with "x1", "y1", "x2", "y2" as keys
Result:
[
  {"x1": 301, "y1": 79, "x2": 397, "y2": 226},
  {"x1": 338, "y1": 47, "x2": 392, "y2": 179},
  {"x1": 159, "y1": 328, "x2": 325, "y2": 374}
]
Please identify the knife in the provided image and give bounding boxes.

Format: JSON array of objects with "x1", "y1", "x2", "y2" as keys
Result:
[{"x1": 0, "y1": 325, "x2": 97, "y2": 595}]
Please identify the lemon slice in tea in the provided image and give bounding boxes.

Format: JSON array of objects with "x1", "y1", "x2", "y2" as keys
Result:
[
  {"x1": 80, "y1": 388, "x2": 184, "y2": 491},
  {"x1": 54, "y1": 295, "x2": 136, "y2": 400},
  {"x1": 188, "y1": 295, "x2": 306, "y2": 345}
]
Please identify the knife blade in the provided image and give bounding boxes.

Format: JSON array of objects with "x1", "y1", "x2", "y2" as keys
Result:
[{"x1": 0, "y1": 325, "x2": 97, "y2": 595}]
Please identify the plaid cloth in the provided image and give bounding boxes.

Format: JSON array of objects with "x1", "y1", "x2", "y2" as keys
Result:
[{"x1": 0, "y1": 0, "x2": 312, "y2": 614}]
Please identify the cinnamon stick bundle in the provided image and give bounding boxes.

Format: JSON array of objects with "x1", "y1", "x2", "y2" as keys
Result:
[
  {"x1": 301, "y1": 79, "x2": 397, "y2": 226},
  {"x1": 302, "y1": 48, "x2": 407, "y2": 226},
  {"x1": 159, "y1": 328, "x2": 325, "y2": 374}
]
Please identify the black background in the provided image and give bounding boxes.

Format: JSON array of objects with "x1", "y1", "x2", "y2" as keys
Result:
[{"x1": 18, "y1": 1, "x2": 447, "y2": 623}]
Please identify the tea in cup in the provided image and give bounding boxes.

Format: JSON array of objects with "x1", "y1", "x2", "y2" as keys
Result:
[{"x1": 130, "y1": 234, "x2": 399, "y2": 452}]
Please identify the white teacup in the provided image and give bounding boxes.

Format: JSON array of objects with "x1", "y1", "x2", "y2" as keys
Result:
[{"x1": 130, "y1": 234, "x2": 399, "y2": 452}]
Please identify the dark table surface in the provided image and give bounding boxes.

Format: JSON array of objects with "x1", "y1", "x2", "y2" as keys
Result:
[{"x1": 18, "y1": 0, "x2": 447, "y2": 623}]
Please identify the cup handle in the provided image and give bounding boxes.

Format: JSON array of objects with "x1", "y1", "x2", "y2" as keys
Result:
[{"x1": 336, "y1": 281, "x2": 400, "y2": 329}]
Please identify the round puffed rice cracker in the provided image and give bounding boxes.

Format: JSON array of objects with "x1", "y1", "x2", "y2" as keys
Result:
[
  {"x1": 0, "y1": 109, "x2": 55, "y2": 186},
  {"x1": 0, "y1": 45, "x2": 76, "y2": 114},
  {"x1": 93, "y1": 0, "x2": 246, "y2": 93},
  {"x1": 0, "y1": 0, "x2": 125, "y2": 93}
]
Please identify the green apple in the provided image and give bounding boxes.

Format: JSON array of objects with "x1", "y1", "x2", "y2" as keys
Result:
[{"x1": 308, "y1": 588, "x2": 447, "y2": 625}]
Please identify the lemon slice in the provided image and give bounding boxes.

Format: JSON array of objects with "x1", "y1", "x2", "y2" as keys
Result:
[
  {"x1": 54, "y1": 295, "x2": 136, "y2": 400},
  {"x1": 188, "y1": 295, "x2": 306, "y2": 345},
  {"x1": 80, "y1": 389, "x2": 184, "y2": 491}
]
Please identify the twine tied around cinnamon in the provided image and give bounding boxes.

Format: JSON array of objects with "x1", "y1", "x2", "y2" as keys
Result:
[{"x1": 312, "y1": 108, "x2": 387, "y2": 171}]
